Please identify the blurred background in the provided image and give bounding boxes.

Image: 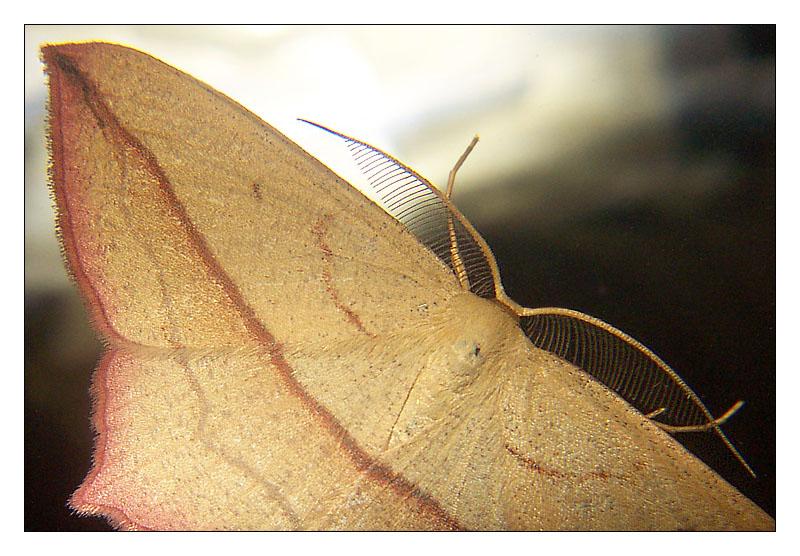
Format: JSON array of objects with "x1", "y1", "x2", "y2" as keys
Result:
[{"x1": 25, "y1": 25, "x2": 775, "y2": 530}]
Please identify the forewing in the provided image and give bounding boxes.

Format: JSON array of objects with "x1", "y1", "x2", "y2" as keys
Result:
[{"x1": 44, "y1": 43, "x2": 459, "y2": 350}]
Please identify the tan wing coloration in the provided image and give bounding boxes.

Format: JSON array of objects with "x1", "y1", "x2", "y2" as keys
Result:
[
  {"x1": 43, "y1": 42, "x2": 773, "y2": 530},
  {"x1": 44, "y1": 42, "x2": 461, "y2": 530}
]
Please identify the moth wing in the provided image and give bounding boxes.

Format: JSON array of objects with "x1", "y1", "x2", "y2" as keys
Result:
[
  {"x1": 42, "y1": 42, "x2": 773, "y2": 532},
  {"x1": 43, "y1": 42, "x2": 463, "y2": 530}
]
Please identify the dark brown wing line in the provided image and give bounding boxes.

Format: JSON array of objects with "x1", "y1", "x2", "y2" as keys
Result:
[{"x1": 45, "y1": 47, "x2": 462, "y2": 531}]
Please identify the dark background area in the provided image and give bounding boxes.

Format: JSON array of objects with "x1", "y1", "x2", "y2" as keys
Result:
[{"x1": 25, "y1": 25, "x2": 775, "y2": 530}]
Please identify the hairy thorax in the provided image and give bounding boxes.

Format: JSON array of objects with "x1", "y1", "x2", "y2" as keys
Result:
[{"x1": 383, "y1": 293, "x2": 520, "y2": 447}]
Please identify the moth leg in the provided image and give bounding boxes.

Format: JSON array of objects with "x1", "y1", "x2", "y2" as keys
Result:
[
  {"x1": 653, "y1": 400, "x2": 746, "y2": 433},
  {"x1": 445, "y1": 136, "x2": 480, "y2": 290}
]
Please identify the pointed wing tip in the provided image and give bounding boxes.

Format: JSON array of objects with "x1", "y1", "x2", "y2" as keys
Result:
[
  {"x1": 40, "y1": 43, "x2": 66, "y2": 68},
  {"x1": 41, "y1": 42, "x2": 148, "y2": 71},
  {"x1": 41, "y1": 41, "x2": 102, "y2": 58},
  {"x1": 40, "y1": 42, "x2": 101, "y2": 74}
]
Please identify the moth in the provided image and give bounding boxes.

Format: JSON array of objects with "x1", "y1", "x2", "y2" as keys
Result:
[{"x1": 42, "y1": 42, "x2": 774, "y2": 530}]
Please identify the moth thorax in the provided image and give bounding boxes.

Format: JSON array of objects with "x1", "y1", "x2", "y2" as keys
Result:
[{"x1": 434, "y1": 293, "x2": 519, "y2": 385}]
